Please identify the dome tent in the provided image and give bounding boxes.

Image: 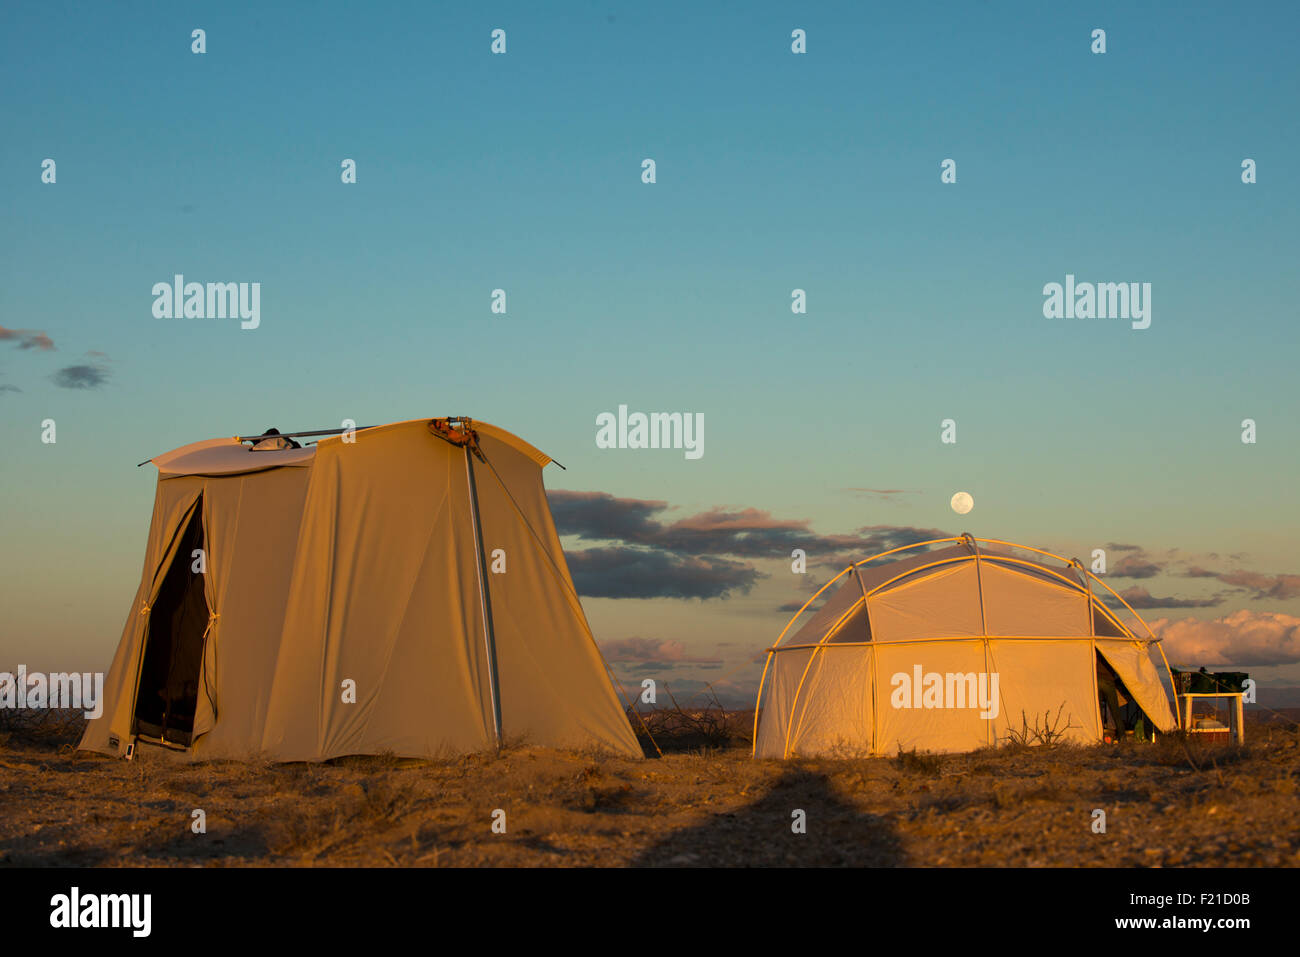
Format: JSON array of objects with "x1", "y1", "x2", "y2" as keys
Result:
[
  {"x1": 79, "y1": 417, "x2": 641, "y2": 762},
  {"x1": 753, "y1": 535, "x2": 1179, "y2": 758}
]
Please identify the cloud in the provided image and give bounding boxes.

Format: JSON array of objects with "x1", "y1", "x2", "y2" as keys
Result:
[
  {"x1": 565, "y1": 547, "x2": 761, "y2": 600},
  {"x1": 549, "y1": 490, "x2": 946, "y2": 563},
  {"x1": 665, "y1": 515, "x2": 949, "y2": 564},
  {"x1": 0, "y1": 384, "x2": 20, "y2": 395},
  {"x1": 600, "y1": 637, "x2": 723, "y2": 668},
  {"x1": 1153, "y1": 610, "x2": 1300, "y2": 667},
  {"x1": 548, "y1": 491, "x2": 673, "y2": 544},
  {"x1": 1104, "y1": 542, "x2": 1142, "y2": 552},
  {"x1": 1181, "y1": 566, "x2": 1300, "y2": 600},
  {"x1": 550, "y1": 489, "x2": 951, "y2": 600},
  {"x1": 844, "y1": 487, "x2": 919, "y2": 500},
  {"x1": 1110, "y1": 553, "x2": 1163, "y2": 579},
  {"x1": 51, "y1": 363, "x2": 109, "y2": 390},
  {"x1": 1107, "y1": 586, "x2": 1222, "y2": 610},
  {"x1": 0, "y1": 327, "x2": 55, "y2": 351},
  {"x1": 1215, "y1": 570, "x2": 1300, "y2": 601}
]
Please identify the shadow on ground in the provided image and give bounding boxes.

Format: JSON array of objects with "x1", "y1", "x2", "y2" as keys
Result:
[{"x1": 633, "y1": 766, "x2": 905, "y2": 866}]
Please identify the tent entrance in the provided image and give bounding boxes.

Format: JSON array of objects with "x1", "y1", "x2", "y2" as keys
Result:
[
  {"x1": 1096, "y1": 651, "x2": 1154, "y2": 741},
  {"x1": 132, "y1": 499, "x2": 209, "y2": 748}
]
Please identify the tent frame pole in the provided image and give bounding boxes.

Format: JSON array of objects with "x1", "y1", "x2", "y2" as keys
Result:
[
  {"x1": 850, "y1": 566, "x2": 879, "y2": 757},
  {"x1": 464, "y1": 446, "x2": 504, "y2": 750},
  {"x1": 963, "y1": 533, "x2": 995, "y2": 748},
  {"x1": 1075, "y1": 558, "x2": 1106, "y2": 742}
]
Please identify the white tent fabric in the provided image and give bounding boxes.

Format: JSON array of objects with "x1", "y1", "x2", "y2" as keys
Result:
[
  {"x1": 754, "y1": 537, "x2": 1179, "y2": 758},
  {"x1": 80, "y1": 418, "x2": 641, "y2": 761}
]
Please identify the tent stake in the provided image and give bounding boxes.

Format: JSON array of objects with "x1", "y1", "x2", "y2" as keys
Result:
[{"x1": 464, "y1": 445, "x2": 504, "y2": 750}]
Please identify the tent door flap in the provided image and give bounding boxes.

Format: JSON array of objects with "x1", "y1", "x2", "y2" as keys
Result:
[{"x1": 132, "y1": 498, "x2": 210, "y2": 748}]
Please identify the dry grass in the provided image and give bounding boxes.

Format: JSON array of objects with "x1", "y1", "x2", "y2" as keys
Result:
[{"x1": 1, "y1": 709, "x2": 1297, "y2": 867}]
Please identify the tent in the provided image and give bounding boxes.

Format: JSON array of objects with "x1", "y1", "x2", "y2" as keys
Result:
[
  {"x1": 753, "y1": 535, "x2": 1180, "y2": 758},
  {"x1": 79, "y1": 417, "x2": 641, "y2": 761}
]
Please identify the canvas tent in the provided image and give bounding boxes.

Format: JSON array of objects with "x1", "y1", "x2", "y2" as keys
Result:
[
  {"x1": 79, "y1": 417, "x2": 641, "y2": 761},
  {"x1": 753, "y1": 535, "x2": 1180, "y2": 758}
]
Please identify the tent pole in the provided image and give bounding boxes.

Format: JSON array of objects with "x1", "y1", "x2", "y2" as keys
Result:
[
  {"x1": 464, "y1": 446, "x2": 504, "y2": 750},
  {"x1": 1155, "y1": 641, "x2": 1182, "y2": 731},
  {"x1": 850, "y1": 566, "x2": 879, "y2": 757},
  {"x1": 963, "y1": 534, "x2": 994, "y2": 748},
  {"x1": 1076, "y1": 559, "x2": 1105, "y2": 742},
  {"x1": 235, "y1": 426, "x2": 378, "y2": 442}
]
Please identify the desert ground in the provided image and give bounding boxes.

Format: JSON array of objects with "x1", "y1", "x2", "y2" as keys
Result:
[{"x1": 1, "y1": 708, "x2": 1297, "y2": 867}]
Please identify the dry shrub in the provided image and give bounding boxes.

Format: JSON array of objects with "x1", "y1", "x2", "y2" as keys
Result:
[
  {"x1": 1002, "y1": 705, "x2": 1078, "y2": 750},
  {"x1": 893, "y1": 747, "x2": 943, "y2": 775},
  {"x1": 630, "y1": 686, "x2": 750, "y2": 753},
  {"x1": 0, "y1": 708, "x2": 86, "y2": 749}
]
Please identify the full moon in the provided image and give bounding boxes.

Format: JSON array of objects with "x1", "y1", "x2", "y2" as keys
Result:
[{"x1": 950, "y1": 491, "x2": 974, "y2": 515}]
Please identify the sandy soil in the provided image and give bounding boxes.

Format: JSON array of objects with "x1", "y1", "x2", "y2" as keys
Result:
[{"x1": 1, "y1": 711, "x2": 1297, "y2": 867}]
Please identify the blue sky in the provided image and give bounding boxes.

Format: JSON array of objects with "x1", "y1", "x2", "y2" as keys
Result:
[{"x1": 2, "y1": 1, "x2": 1298, "y2": 702}]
